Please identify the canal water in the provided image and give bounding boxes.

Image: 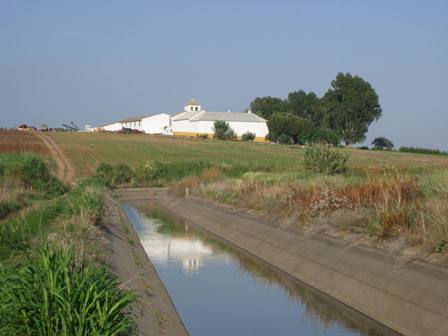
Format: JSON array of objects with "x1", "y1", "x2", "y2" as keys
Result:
[{"x1": 123, "y1": 203, "x2": 395, "y2": 336}]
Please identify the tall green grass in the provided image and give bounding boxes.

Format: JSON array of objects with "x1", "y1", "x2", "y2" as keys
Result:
[
  {"x1": 0, "y1": 153, "x2": 66, "y2": 197},
  {"x1": 0, "y1": 244, "x2": 136, "y2": 336},
  {"x1": 0, "y1": 199, "x2": 65, "y2": 260}
]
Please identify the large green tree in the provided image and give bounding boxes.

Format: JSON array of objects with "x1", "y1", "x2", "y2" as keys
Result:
[
  {"x1": 323, "y1": 73, "x2": 382, "y2": 145},
  {"x1": 249, "y1": 96, "x2": 287, "y2": 120},
  {"x1": 267, "y1": 113, "x2": 314, "y2": 144},
  {"x1": 286, "y1": 90, "x2": 324, "y2": 126}
]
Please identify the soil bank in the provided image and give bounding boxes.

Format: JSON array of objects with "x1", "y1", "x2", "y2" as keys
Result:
[
  {"x1": 116, "y1": 187, "x2": 448, "y2": 336},
  {"x1": 100, "y1": 190, "x2": 188, "y2": 336}
]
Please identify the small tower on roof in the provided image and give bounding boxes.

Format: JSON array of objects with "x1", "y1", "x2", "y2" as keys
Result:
[{"x1": 184, "y1": 98, "x2": 201, "y2": 112}]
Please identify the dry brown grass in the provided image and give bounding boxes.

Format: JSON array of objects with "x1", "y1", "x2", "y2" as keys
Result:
[
  {"x1": 192, "y1": 172, "x2": 448, "y2": 253},
  {"x1": 200, "y1": 167, "x2": 224, "y2": 183},
  {"x1": 170, "y1": 176, "x2": 201, "y2": 197},
  {"x1": 0, "y1": 131, "x2": 49, "y2": 156}
]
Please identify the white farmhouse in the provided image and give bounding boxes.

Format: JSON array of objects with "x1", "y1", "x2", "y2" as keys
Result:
[{"x1": 172, "y1": 99, "x2": 268, "y2": 142}]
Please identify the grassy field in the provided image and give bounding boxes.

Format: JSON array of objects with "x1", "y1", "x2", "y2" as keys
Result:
[
  {"x1": 47, "y1": 132, "x2": 448, "y2": 178},
  {"x1": 6, "y1": 132, "x2": 448, "y2": 262}
]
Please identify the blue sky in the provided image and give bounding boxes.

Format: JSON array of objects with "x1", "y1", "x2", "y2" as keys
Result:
[{"x1": 1, "y1": 1, "x2": 447, "y2": 149}]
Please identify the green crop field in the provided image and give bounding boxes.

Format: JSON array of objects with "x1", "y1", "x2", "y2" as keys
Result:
[{"x1": 47, "y1": 132, "x2": 448, "y2": 179}]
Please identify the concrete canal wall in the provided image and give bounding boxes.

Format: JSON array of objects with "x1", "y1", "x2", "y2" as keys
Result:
[{"x1": 117, "y1": 188, "x2": 448, "y2": 336}]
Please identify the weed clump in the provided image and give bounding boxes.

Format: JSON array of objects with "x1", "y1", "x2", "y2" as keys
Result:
[
  {"x1": 0, "y1": 244, "x2": 136, "y2": 335},
  {"x1": 95, "y1": 162, "x2": 134, "y2": 187},
  {"x1": 304, "y1": 144, "x2": 349, "y2": 175},
  {"x1": 0, "y1": 153, "x2": 66, "y2": 196}
]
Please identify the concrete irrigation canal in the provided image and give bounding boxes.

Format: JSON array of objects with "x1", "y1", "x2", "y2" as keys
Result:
[{"x1": 110, "y1": 188, "x2": 448, "y2": 336}]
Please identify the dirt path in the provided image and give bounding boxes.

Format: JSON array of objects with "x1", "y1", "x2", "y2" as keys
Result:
[{"x1": 34, "y1": 132, "x2": 76, "y2": 184}]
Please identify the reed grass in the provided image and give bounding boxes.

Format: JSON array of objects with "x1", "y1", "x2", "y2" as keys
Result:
[{"x1": 0, "y1": 244, "x2": 136, "y2": 336}]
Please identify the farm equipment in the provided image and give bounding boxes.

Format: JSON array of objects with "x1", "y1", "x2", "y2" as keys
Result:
[{"x1": 62, "y1": 121, "x2": 80, "y2": 132}]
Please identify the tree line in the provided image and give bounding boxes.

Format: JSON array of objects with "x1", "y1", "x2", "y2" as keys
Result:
[{"x1": 249, "y1": 72, "x2": 382, "y2": 145}]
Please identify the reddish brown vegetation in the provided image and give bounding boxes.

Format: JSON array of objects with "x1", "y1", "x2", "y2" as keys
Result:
[{"x1": 0, "y1": 131, "x2": 49, "y2": 156}]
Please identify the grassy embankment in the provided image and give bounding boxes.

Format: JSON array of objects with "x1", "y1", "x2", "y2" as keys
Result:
[
  {"x1": 49, "y1": 132, "x2": 448, "y2": 260},
  {"x1": 0, "y1": 152, "x2": 136, "y2": 335}
]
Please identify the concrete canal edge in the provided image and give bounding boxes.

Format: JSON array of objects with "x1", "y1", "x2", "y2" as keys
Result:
[
  {"x1": 100, "y1": 191, "x2": 189, "y2": 336},
  {"x1": 116, "y1": 187, "x2": 448, "y2": 336}
]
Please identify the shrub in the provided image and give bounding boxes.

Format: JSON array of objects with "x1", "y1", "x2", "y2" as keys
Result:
[
  {"x1": 0, "y1": 244, "x2": 136, "y2": 335},
  {"x1": 213, "y1": 120, "x2": 236, "y2": 140},
  {"x1": 96, "y1": 162, "x2": 114, "y2": 185},
  {"x1": 95, "y1": 163, "x2": 134, "y2": 186},
  {"x1": 241, "y1": 131, "x2": 256, "y2": 141},
  {"x1": 0, "y1": 153, "x2": 66, "y2": 196},
  {"x1": 309, "y1": 128, "x2": 340, "y2": 146},
  {"x1": 112, "y1": 163, "x2": 134, "y2": 185},
  {"x1": 277, "y1": 133, "x2": 293, "y2": 145},
  {"x1": 303, "y1": 143, "x2": 349, "y2": 175},
  {"x1": 0, "y1": 201, "x2": 22, "y2": 220}
]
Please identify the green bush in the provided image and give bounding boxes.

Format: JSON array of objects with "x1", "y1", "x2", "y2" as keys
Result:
[
  {"x1": 241, "y1": 131, "x2": 256, "y2": 141},
  {"x1": 95, "y1": 162, "x2": 114, "y2": 185},
  {"x1": 277, "y1": 133, "x2": 293, "y2": 145},
  {"x1": 113, "y1": 163, "x2": 134, "y2": 185},
  {"x1": 213, "y1": 120, "x2": 236, "y2": 140},
  {"x1": 95, "y1": 163, "x2": 134, "y2": 187},
  {"x1": 0, "y1": 201, "x2": 23, "y2": 220},
  {"x1": 309, "y1": 128, "x2": 340, "y2": 146},
  {"x1": 0, "y1": 153, "x2": 66, "y2": 196},
  {"x1": 303, "y1": 143, "x2": 349, "y2": 175},
  {"x1": 0, "y1": 244, "x2": 136, "y2": 335}
]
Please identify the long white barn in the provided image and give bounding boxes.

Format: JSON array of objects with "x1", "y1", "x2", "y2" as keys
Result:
[
  {"x1": 95, "y1": 99, "x2": 269, "y2": 142},
  {"x1": 97, "y1": 113, "x2": 171, "y2": 135}
]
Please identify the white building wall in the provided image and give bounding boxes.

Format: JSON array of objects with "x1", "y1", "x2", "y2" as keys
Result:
[
  {"x1": 228, "y1": 121, "x2": 269, "y2": 138},
  {"x1": 102, "y1": 122, "x2": 122, "y2": 132},
  {"x1": 141, "y1": 114, "x2": 171, "y2": 134},
  {"x1": 172, "y1": 119, "x2": 198, "y2": 134}
]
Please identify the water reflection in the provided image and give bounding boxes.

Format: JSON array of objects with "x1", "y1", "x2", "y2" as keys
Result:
[{"x1": 123, "y1": 203, "x2": 395, "y2": 336}]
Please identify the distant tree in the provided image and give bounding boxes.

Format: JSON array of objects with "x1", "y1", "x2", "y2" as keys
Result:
[
  {"x1": 267, "y1": 113, "x2": 314, "y2": 144},
  {"x1": 323, "y1": 73, "x2": 382, "y2": 145},
  {"x1": 372, "y1": 137, "x2": 394, "y2": 149},
  {"x1": 213, "y1": 121, "x2": 236, "y2": 140},
  {"x1": 249, "y1": 96, "x2": 287, "y2": 120},
  {"x1": 286, "y1": 90, "x2": 324, "y2": 126}
]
